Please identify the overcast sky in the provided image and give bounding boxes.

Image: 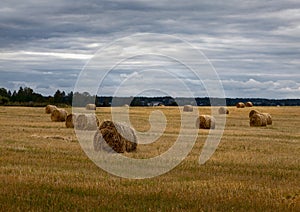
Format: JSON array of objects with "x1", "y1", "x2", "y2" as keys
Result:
[{"x1": 0, "y1": 0, "x2": 299, "y2": 98}]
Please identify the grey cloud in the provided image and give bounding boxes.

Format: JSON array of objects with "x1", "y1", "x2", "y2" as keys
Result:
[
  {"x1": 0, "y1": 0, "x2": 299, "y2": 98},
  {"x1": 222, "y1": 78, "x2": 300, "y2": 98}
]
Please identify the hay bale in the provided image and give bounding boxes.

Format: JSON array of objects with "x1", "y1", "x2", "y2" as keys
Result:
[
  {"x1": 51, "y1": 109, "x2": 67, "y2": 122},
  {"x1": 183, "y1": 105, "x2": 193, "y2": 112},
  {"x1": 75, "y1": 114, "x2": 99, "y2": 130},
  {"x1": 249, "y1": 110, "x2": 272, "y2": 125},
  {"x1": 85, "y1": 104, "x2": 96, "y2": 110},
  {"x1": 93, "y1": 120, "x2": 137, "y2": 153},
  {"x1": 236, "y1": 102, "x2": 245, "y2": 108},
  {"x1": 123, "y1": 104, "x2": 129, "y2": 107},
  {"x1": 245, "y1": 102, "x2": 253, "y2": 107},
  {"x1": 261, "y1": 113, "x2": 272, "y2": 125},
  {"x1": 218, "y1": 106, "x2": 229, "y2": 114},
  {"x1": 75, "y1": 114, "x2": 87, "y2": 129},
  {"x1": 65, "y1": 113, "x2": 77, "y2": 128},
  {"x1": 249, "y1": 109, "x2": 260, "y2": 118},
  {"x1": 45, "y1": 105, "x2": 57, "y2": 114},
  {"x1": 93, "y1": 131, "x2": 108, "y2": 152},
  {"x1": 85, "y1": 114, "x2": 100, "y2": 130},
  {"x1": 250, "y1": 113, "x2": 267, "y2": 127},
  {"x1": 196, "y1": 115, "x2": 216, "y2": 129}
]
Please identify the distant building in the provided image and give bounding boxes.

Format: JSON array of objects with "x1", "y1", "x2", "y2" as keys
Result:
[{"x1": 148, "y1": 101, "x2": 163, "y2": 106}]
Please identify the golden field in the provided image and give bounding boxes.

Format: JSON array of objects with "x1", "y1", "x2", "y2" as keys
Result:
[{"x1": 0, "y1": 106, "x2": 299, "y2": 211}]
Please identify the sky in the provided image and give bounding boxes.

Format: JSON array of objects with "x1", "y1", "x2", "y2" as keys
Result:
[{"x1": 0, "y1": 0, "x2": 299, "y2": 98}]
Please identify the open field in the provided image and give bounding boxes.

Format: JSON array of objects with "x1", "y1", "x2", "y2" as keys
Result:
[{"x1": 0, "y1": 106, "x2": 299, "y2": 211}]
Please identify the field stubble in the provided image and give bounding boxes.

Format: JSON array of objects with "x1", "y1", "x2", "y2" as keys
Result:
[{"x1": 0, "y1": 106, "x2": 299, "y2": 211}]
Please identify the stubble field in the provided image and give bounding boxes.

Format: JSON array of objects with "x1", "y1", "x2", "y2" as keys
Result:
[{"x1": 0, "y1": 106, "x2": 299, "y2": 211}]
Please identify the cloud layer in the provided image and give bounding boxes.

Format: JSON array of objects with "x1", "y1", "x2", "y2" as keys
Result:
[{"x1": 0, "y1": 0, "x2": 299, "y2": 98}]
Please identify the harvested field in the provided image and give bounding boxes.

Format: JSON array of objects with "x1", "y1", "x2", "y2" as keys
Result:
[{"x1": 0, "y1": 106, "x2": 299, "y2": 211}]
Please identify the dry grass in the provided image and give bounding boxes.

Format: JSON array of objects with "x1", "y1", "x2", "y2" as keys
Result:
[{"x1": 0, "y1": 106, "x2": 299, "y2": 211}]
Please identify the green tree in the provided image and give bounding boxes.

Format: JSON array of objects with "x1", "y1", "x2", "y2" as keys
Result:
[
  {"x1": 0, "y1": 96, "x2": 9, "y2": 105},
  {"x1": 66, "y1": 91, "x2": 73, "y2": 105},
  {"x1": 54, "y1": 90, "x2": 65, "y2": 103},
  {"x1": 16, "y1": 87, "x2": 25, "y2": 102},
  {"x1": 0, "y1": 88, "x2": 10, "y2": 98},
  {"x1": 23, "y1": 87, "x2": 34, "y2": 102}
]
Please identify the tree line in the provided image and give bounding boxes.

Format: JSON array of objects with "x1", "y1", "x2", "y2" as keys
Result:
[
  {"x1": 0, "y1": 86, "x2": 299, "y2": 107},
  {"x1": 0, "y1": 87, "x2": 73, "y2": 106}
]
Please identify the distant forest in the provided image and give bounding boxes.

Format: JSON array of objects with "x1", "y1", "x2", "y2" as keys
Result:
[{"x1": 0, "y1": 87, "x2": 299, "y2": 107}]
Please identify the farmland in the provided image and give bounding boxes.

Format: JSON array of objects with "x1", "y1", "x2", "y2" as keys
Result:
[{"x1": 0, "y1": 106, "x2": 299, "y2": 211}]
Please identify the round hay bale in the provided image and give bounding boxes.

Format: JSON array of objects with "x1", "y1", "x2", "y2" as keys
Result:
[
  {"x1": 93, "y1": 130, "x2": 107, "y2": 152},
  {"x1": 261, "y1": 113, "x2": 272, "y2": 125},
  {"x1": 65, "y1": 113, "x2": 77, "y2": 128},
  {"x1": 123, "y1": 104, "x2": 129, "y2": 107},
  {"x1": 45, "y1": 105, "x2": 57, "y2": 114},
  {"x1": 245, "y1": 101, "x2": 253, "y2": 107},
  {"x1": 218, "y1": 106, "x2": 229, "y2": 114},
  {"x1": 85, "y1": 104, "x2": 96, "y2": 110},
  {"x1": 75, "y1": 114, "x2": 99, "y2": 130},
  {"x1": 249, "y1": 109, "x2": 260, "y2": 118},
  {"x1": 51, "y1": 109, "x2": 67, "y2": 122},
  {"x1": 93, "y1": 120, "x2": 137, "y2": 153},
  {"x1": 85, "y1": 114, "x2": 100, "y2": 130},
  {"x1": 248, "y1": 110, "x2": 272, "y2": 125},
  {"x1": 236, "y1": 102, "x2": 245, "y2": 108},
  {"x1": 75, "y1": 114, "x2": 87, "y2": 130},
  {"x1": 183, "y1": 105, "x2": 193, "y2": 112},
  {"x1": 250, "y1": 113, "x2": 267, "y2": 127},
  {"x1": 196, "y1": 115, "x2": 216, "y2": 129}
]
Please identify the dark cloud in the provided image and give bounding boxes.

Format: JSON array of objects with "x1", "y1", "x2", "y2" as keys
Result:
[{"x1": 0, "y1": 0, "x2": 299, "y2": 98}]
